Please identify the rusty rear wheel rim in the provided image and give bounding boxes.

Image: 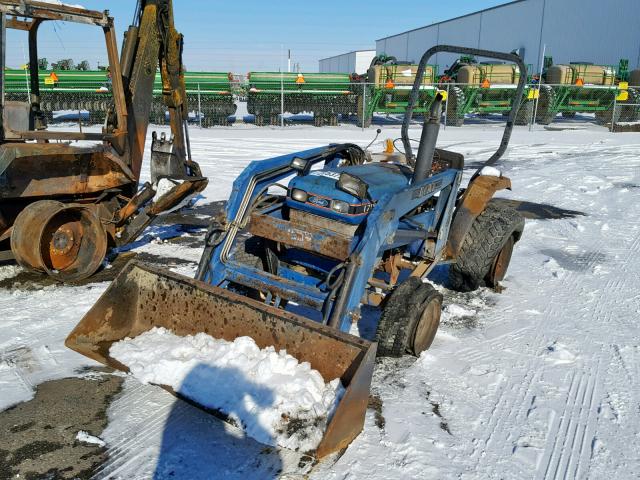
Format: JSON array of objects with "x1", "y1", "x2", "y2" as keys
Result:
[
  {"x1": 39, "y1": 206, "x2": 107, "y2": 282},
  {"x1": 411, "y1": 295, "x2": 442, "y2": 355},
  {"x1": 12, "y1": 202, "x2": 107, "y2": 282},
  {"x1": 489, "y1": 236, "x2": 515, "y2": 285},
  {"x1": 44, "y1": 214, "x2": 84, "y2": 271}
]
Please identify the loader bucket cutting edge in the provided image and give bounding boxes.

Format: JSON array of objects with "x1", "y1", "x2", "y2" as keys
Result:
[{"x1": 65, "y1": 260, "x2": 376, "y2": 458}]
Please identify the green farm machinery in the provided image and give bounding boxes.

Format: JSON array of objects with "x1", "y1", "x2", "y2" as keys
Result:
[
  {"x1": 353, "y1": 54, "x2": 440, "y2": 127},
  {"x1": 4, "y1": 69, "x2": 113, "y2": 123},
  {"x1": 246, "y1": 72, "x2": 356, "y2": 126},
  {"x1": 535, "y1": 58, "x2": 637, "y2": 124},
  {"x1": 4, "y1": 68, "x2": 236, "y2": 126},
  {"x1": 151, "y1": 71, "x2": 237, "y2": 126},
  {"x1": 441, "y1": 56, "x2": 536, "y2": 126}
]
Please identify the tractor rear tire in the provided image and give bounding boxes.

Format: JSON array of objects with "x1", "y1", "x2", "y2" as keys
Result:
[
  {"x1": 515, "y1": 100, "x2": 534, "y2": 126},
  {"x1": 449, "y1": 200, "x2": 524, "y2": 292},
  {"x1": 375, "y1": 277, "x2": 443, "y2": 358},
  {"x1": 535, "y1": 85, "x2": 556, "y2": 125},
  {"x1": 618, "y1": 88, "x2": 640, "y2": 122},
  {"x1": 595, "y1": 106, "x2": 620, "y2": 125}
]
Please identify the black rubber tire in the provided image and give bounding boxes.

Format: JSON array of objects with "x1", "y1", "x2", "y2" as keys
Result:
[
  {"x1": 449, "y1": 200, "x2": 525, "y2": 292},
  {"x1": 535, "y1": 85, "x2": 556, "y2": 125},
  {"x1": 618, "y1": 88, "x2": 640, "y2": 122},
  {"x1": 595, "y1": 106, "x2": 620, "y2": 125},
  {"x1": 515, "y1": 100, "x2": 534, "y2": 126},
  {"x1": 375, "y1": 277, "x2": 443, "y2": 358},
  {"x1": 229, "y1": 235, "x2": 266, "y2": 270},
  {"x1": 228, "y1": 236, "x2": 288, "y2": 307},
  {"x1": 561, "y1": 111, "x2": 576, "y2": 118},
  {"x1": 445, "y1": 86, "x2": 465, "y2": 127}
]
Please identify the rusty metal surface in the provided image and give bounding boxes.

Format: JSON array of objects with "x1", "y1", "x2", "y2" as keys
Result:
[
  {"x1": 148, "y1": 177, "x2": 208, "y2": 215},
  {"x1": 11, "y1": 200, "x2": 107, "y2": 281},
  {"x1": 289, "y1": 209, "x2": 358, "y2": 237},
  {"x1": 250, "y1": 212, "x2": 353, "y2": 261},
  {"x1": 0, "y1": 143, "x2": 136, "y2": 199},
  {"x1": 0, "y1": 1, "x2": 110, "y2": 26},
  {"x1": 10, "y1": 200, "x2": 63, "y2": 272},
  {"x1": 65, "y1": 260, "x2": 376, "y2": 458},
  {"x1": 445, "y1": 175, "x2": 512, "y2": 258}
]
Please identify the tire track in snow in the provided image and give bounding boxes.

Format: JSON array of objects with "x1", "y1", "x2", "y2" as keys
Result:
[
  {"x1": 539, "y1": 220, "x2": 640, "y2": 479},
  {"x1": 471, "y1": 170, "x2": 629, "y2": 477}
]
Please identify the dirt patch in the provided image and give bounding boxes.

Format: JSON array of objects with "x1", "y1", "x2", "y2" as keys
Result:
[
  {"x1": 0, "y1": 374, "x2": 123, "y2": 479},
  {"x1": 425, "y1": 390, "x2": 451, "y2": 435},
  {"x1": 367, "y1": 394, "x2": 386, "y2": 430},
  {"x1": 0, "y1": 249, "x2": 197, "y2": 291}
]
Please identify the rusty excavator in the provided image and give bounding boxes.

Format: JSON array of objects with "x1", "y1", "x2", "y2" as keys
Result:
[{"x1": 0, "y1": 0, "x2": 207, "y2": 281}]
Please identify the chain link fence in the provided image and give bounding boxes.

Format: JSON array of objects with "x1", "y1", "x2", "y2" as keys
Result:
[{"x1": 5, "y1": 81, "x2": 638, "y2": 131}]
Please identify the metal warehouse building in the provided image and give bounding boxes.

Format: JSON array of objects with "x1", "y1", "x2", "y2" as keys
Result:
[
  {"x1": 376, "y1": 0, "x2": 640, "y2": 74},
  {"x1": 319, "y1": 50, "x2": 376, "y2": 74}
]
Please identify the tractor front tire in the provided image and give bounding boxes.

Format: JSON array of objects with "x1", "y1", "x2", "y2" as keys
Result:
[
  {"x1": 449, "y1": 201, "x2": 524, "y2": 292},
  {"x1": 375, "y1": 277, "x2": 443, "y2": 358}
]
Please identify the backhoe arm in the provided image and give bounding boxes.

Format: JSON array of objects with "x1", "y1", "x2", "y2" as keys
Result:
[{"x1": 118, "y1": 0, "x2": 192, "y2": 180}]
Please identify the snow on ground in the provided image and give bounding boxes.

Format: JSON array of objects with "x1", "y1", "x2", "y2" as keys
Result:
[
  {"x1": 1, "y1": 119, "x2": 640, "y2": 479},
  {"x1": 110, "y1": 327, "x2": 344, "y2": 452},
  {"x1": 76, "y1": 430, "x2": 106, "y2": 447}
]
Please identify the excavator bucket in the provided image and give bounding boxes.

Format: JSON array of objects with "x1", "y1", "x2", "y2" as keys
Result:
[{"x1": 65, "y1": 260, "x2": 376, "y2": 458}]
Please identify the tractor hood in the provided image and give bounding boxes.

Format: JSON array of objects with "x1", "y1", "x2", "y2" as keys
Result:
[{"x1": 286, "y1": 163, "x2": 412, "y2": 224}]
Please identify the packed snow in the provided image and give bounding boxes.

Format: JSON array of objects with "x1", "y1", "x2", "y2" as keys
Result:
[
  {"x1": 1, "y1": 119, "x2": 640, "y2": 478},
  {"x1": 479, "y1": 165, "x2": 502, "y2": 177},
  {"x1": 37, "y1": 0, "x2": 86, "y2": 9},
  {"x1": 76, "y1": 430, "x2": 106, "y2": 447},
  {"x1": 109, "y1": 327, "x2": 345, "y2": 452}
]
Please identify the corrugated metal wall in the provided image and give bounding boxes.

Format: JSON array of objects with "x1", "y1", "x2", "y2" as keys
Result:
[
  {"x1": 319, "y1": 51, "x2": 375, "y2": 74},
  {"x1": 376, "y1": 0, "x2": 640, "y2": 73}
]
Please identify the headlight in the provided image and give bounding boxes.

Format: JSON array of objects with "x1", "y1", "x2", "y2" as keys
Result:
[
  {"x1": 330, "y1": 199, "x2": 350, "y2": 214},
  {"x1": 291, "y1": 189, "x2": 308, "y2": 202},
  {"x1": 337, "y1": 173, "x2": 368, "y2": 199},
  {"x1": 290, "y1": 156, "x2": 309, "y2": 172}
]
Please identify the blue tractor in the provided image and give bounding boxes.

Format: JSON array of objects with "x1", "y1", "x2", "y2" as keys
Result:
[
  {"x1": 67, "y1": 46, "x2": 527, "y2": 457},
  {"x1": 194, "y1": 45, "x2": 526, "y2": 356}
]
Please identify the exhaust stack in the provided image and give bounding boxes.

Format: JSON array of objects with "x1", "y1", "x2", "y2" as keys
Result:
[{"x1": 413, "y1": 93, "x2": 444, "y2": 183}]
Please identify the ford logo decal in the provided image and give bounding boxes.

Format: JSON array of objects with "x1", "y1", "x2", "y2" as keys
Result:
[{"x1": 308, "y1": 196, "x2": 329, "y2": 207}]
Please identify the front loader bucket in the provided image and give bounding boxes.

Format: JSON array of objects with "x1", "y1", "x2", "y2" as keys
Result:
[{"x1": 65, "y1": 260, "x2": 376, "y2": 458}]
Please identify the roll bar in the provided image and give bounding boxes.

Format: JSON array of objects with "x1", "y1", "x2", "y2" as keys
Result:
[{"x1": 401, "y1": 45, "x2": 528, "y2": 176}]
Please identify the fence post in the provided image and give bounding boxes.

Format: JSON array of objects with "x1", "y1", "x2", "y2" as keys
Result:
[
  {"x1": 361, "y1": 84, "x2": 366, "y2": 132},
  {"x1": 280, "y1": 71, "x2": 284, "y2": 128},
  {"x1": 610, "y1": 94, "x2": 617, "y2": 132},
  {"x1": 197, "y1": 83, "x2": 202, "y2": 128},
  {"x1": 443, "y1": 83, "x2": 450, "y2": 129},
  {"x1": 530, "y1": 43, "x2": 546, "y2": 131}
]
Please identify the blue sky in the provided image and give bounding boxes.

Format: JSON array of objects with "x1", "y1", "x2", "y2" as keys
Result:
[{"x1": 6, "y1": 0, "x2": 507, "y2": 72}]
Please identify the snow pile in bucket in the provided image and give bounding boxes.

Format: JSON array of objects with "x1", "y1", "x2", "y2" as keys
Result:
[{"x1": 109, "y1": 327, "x2": 345, "y2": 452}]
